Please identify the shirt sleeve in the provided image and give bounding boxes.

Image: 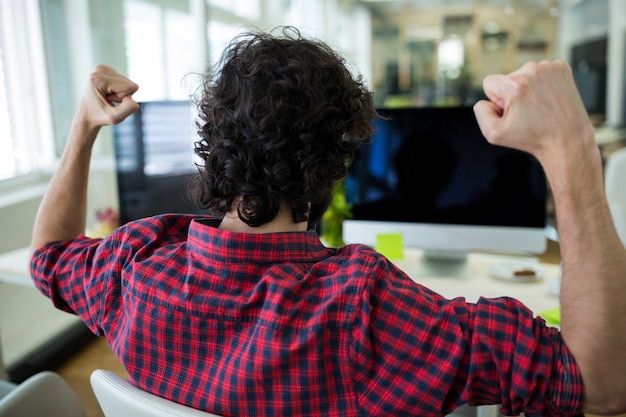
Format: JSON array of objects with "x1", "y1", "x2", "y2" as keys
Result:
[
  {"x1": 348, "y1": 252, "x2": 584, "y2": 417},
  {"x1": 29, "y1": 233, "x2": 125, "y2": 336},
  {"x1": 29, "y1": 214, "x2": 196, "y2": 337}
]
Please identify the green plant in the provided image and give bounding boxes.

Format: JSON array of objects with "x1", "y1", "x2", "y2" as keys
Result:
[{"x1": 320, "y1": 179, "x2": 352, "y2": 248}]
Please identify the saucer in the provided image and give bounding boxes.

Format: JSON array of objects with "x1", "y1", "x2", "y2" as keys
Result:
[{"x1": 489, "y1": 261, "x2": 544, "y2": 282}]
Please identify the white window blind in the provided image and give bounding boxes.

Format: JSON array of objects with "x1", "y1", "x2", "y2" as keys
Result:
[
  {"x1": 0, "y1": 38, "x2": 16, "y2": 181},
  {"x1": 0, "y1": 0, "x2": 54, "y2": 181}
]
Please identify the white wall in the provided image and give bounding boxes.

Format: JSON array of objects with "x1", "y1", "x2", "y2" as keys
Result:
[{"x1": 557, "y1": 0, "x2": 625, "y2": 126}]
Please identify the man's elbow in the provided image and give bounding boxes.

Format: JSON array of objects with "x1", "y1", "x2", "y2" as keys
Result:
[{"x1": 583, "y1": 378, "x2": 626, "y2": 415}]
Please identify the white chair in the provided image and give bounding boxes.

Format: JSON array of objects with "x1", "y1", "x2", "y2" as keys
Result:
[
  {"x1": 90, "y1": 369, "x2": 505, "y2": 417},
  {"x1": 605, "y1": 146, "x2": 626, "y2": 246},
  {"x1": 90, "y1": 369, "x2": 224, "y2": 417},
  {"x1": 0, "y1": 371, "x2": 86, "y2": 417}
]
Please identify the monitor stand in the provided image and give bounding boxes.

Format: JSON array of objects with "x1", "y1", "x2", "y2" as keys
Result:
[{"x1": 413, "y1": 249, "x2": 470, "y2": 278}]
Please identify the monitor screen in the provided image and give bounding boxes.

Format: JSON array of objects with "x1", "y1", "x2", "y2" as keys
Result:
[
  {"x1": 571, "y1": 37, "x2": 607, "y2": 116},
  {"x1": 112, "y1": 100, "x2": 205, "y2": 224},
  {"x1": 343, "y1": 106, "x2": 547, "y2": 259}
]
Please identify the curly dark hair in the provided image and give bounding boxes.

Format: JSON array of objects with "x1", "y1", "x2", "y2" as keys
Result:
[{"x1": 191, "y1": 26, "x2": 377, "y2": 227}]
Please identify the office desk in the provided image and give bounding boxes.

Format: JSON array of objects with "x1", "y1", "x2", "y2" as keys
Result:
[
  {"x1": 394, "y1": 249, "x2": 561, "y2": 316},
  {"x1": 0, "y1": 247, "x2": 34, "y2": 287},
  {"x1": 0, "y1": 247, "x2": 84, "y2": 381}
]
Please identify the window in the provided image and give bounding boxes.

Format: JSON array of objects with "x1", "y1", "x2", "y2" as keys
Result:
[
  {"x1": 207, "y1": 21, "x2": 246, "y2": 66},
  {"x1": 208, "y1": 0, "x2": 261, "y2": 20},
  {"x1": 0, "y1": 37, "x2": 15, "y2": 180},
  {"x1": 0, "y1": 0, "x2": 371, "y2": 183},
  {"x1": 123, "y1": 0, "x2": 266, "y2": 101},
  {"x1": 0, "y1": 0, "x2": 54, "y2": 181},
  {"x1": 124, "y1": 0, "x2": 202, "y2": 101}
]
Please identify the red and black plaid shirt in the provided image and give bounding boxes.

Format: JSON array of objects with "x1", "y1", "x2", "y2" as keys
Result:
[{"x1": 30, "y1": 214, "x2": 583, "y2": 416}]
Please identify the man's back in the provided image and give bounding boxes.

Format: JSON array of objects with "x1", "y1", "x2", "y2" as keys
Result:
[{"x1": 30, "y1": 214, "x2": 583, "y2": 416}]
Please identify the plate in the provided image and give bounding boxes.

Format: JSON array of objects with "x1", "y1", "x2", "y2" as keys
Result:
[{"x1": 488, "y1": 261, "x2": 544, "y2": 282}]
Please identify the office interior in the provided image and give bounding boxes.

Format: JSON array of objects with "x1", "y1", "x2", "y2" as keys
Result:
[{"x1": 1, "y1": 0, "x2": 625, "y2": 414}]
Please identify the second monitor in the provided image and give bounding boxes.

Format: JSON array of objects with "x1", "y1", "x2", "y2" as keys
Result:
[{"x1": 343, "y1": 106, "x2": 547, "y2": 260}]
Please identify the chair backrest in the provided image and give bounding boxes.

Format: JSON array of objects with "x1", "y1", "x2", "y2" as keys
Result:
[
  {"x1": 0, "y1": 371, "x2": 86, "y2": 417},
  {"x1": 605, "y1": 146, "x2": 626, "y2": 246},
  {"x1": 90, "y1": 369, "x2": 224, "y2": 417}
]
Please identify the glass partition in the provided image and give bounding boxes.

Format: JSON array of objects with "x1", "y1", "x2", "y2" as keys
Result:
[{"x1": 363, "y1": 0, "x2": 559, "y2": 107}]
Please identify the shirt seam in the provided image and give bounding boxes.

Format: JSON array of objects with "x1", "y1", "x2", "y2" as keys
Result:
[{"x1": 346, "y1": 250, "x2": 376, "y2": 417}]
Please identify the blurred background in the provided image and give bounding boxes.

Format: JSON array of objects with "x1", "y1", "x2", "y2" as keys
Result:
[{"x1": 1, "y1": 0, "x2": 623, "y2": 183}]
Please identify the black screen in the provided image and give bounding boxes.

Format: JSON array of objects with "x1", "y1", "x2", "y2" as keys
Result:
[
  {"x1": 571, "y1": 37, "x2": 607, "y2": 115},
  {"x1": 345, "y1": 106, "x2": 547, "y2": 228},
  {"x1": 113, "y1": 100, "x2": 205, "y2": 224}
]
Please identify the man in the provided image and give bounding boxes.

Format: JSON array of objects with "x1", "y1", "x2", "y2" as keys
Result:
[{"x1": 30, "y1": 27, "x2": 626, "y2": 416}]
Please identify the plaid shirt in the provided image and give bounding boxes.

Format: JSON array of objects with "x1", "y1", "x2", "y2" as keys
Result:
[{"x1": 30, "y1": 214, "x2": 583, "y2": 416}]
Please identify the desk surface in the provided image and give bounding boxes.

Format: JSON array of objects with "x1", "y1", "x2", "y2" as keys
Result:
[
  {"x1": 0, "y1": 247, "x2": 83, "y2": 372},
  {"x1": 395, "y1": 249, "x2": 560, "y2": 317},
  {"x1": 0, "y1": 247, "x2": 32, "y2": 287}
]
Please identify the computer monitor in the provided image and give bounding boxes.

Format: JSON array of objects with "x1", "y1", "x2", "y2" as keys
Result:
[
  {"x1": 571, "y1": 37, "x2": 607, "y2": 117},
  {"x1": 343, "y1": 106, "x2": 547, "y2": 265},
  {"x1": 112, "y1": 100, "x2": 205, "y2": 224}
]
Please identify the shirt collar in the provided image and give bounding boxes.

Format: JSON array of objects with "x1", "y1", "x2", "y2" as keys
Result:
[{"x1": 188, "y1": 217, "x2": 333, "y2": 264}]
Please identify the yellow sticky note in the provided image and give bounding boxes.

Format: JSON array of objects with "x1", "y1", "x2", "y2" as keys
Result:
[
  {"x1": 539, "y1": 306, "x2": 561, "y2": 325},
  {"x1": 376, "y1": 233, "x2": 404, "y2": 260}
]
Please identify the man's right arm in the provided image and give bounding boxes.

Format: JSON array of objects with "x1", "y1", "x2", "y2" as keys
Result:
[
  {"x1": 30, "y1": 65, "x2": 138, "y2": 253},
  {"x1": 474, "y1": 60, "x2": 626, "y2": 415}
]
